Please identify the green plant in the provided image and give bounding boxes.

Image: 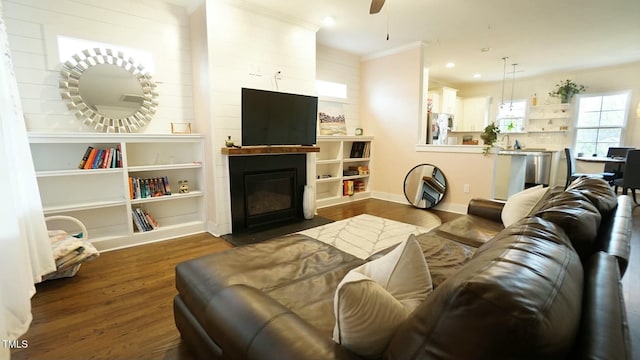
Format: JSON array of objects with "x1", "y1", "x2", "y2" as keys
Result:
[
  {"x1": 548, "y1": 79, "x2": 586, "y2": 103},
  {"x1": 480, "y1": 122, "x2": 500, "y2": 155}
]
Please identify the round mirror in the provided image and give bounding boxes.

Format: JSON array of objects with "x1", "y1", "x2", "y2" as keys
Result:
[
  {"x1": 59, "y1": 48, "x2": 158, "y2": 133},
  {"x1": 403, "y1": 164, "x2": 447, "y2": 209}
]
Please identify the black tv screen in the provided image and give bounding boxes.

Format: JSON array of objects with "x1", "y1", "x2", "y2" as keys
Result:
[{"x1": 242, "y1": 88, "x2": 318, "y2": 146}]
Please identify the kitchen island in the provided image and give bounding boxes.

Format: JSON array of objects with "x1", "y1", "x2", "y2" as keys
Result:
[{"x1": 494, "y1": 149, "x2": 559, "y2": 200}]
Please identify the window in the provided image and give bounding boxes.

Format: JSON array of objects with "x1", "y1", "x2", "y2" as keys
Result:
[
  {"x1": 316, "y1": 80, "x2": 347, "y2": 100},
  {"x1": 496, "y1": 100, "x2": 526, "y2": 133},
  {"x1": 574, "y1": 92, "x2": 629, "y2": 156}
]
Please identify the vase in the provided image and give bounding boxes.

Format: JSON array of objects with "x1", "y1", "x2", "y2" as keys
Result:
[{"x1": 303, "y1": 185, "x2": 315, "y2": 220}]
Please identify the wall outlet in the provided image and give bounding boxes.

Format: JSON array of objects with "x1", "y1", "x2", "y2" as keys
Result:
[{"x1": 463, "y1": 184, "x2": 470, "y2": 193}]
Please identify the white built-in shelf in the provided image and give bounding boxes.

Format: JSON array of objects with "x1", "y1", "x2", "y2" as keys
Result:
[
  {"x1": 130, "y1": 191, "x2": 204, "y2": 204},
  {"x1": 29, "y1": 133, "x2": 206, "y2": 252},
  {"x1": 128, "y1": 163, "x2": 202, "y2": 172},
  {"x1": 43, "y1": 200, "x2": 127, "y2": 214},
  {"x1": 315, "y1": 136, "x2": 373, "y2": 208},
  {"x1": 36, "y1": 168, "x2": 124, "y2": 177}
]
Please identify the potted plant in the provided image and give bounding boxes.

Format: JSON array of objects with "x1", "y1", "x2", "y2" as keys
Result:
[
  {"x1": 480, "y1": 122, "x2": 500, "y2": 155},
  {"x1": 548, "y1": 79, "x2": 586, "y2": 103}
]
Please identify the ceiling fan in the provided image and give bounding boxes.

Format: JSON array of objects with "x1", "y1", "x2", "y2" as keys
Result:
[{"x1": 370, "y1": 0, "x2": 385, "y2": 14}]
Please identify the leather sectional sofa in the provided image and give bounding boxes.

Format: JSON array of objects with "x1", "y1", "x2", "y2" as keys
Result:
[{"x1": 174, "y1": 177, "x2": 632, "y2": 359}]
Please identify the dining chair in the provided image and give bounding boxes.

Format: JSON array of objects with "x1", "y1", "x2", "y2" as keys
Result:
[
  {"x1": 613, "y1": 149, "x2": 640, "y2": 205},
  {"x1": 564, "y1": 148, "x2": 603, "y2": 188},
  {"x1": 603, "y1": 147, "x2": 635, "y2": 183}
]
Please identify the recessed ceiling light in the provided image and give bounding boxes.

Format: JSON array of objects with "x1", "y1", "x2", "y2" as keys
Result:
[
  {"x1": 323, "y1": 16, "x2": 335, "y2": 27},
  {"x1": 481, "y1": 47, "x2": 491, "y2": 52},
  {"x1": 445, "y1": 62, "x2": 455, "y2": 68},
  {"x1": 473, "y1": 73, "x2": 482, "y2": 78}
]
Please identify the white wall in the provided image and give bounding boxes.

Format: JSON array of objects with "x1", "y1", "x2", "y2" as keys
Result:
[
  {"x1": 199, "y1": 0, "x2": 318, "y2": 235},
  {"x1": 361, "y1": 46, "x2": 506, "y2": 212},
  {"x1": 3, "y1": 0, "x2": 194, "y2": 133},
  {"x1": 316, "y1": 45, "x2": 361, "y2": 134}
]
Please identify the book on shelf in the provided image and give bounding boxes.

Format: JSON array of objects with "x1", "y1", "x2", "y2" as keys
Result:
[
  {"x1": 132, "y1": 208, "x2": 158, "y2": 232},
  {"x1": 92, "y1": 149, "x2": 104, "y2": 169},
  {"x1": 128, "y1": 176, "x2": 174, "y2": 199},
  {"x1": 348, "y1": 141, "x2": 371, "y2": 158},
  {"x1": 163, "y1": 176, "x2": 172, "y2": 195},
  {"x1": 116, "y1": 144, "x2": 122, "y2": 168},
  {"x1": 78, "y1": 146, "x2": 94, "y2": 169},
  {"x1": 84, "y1": 148, "x2": 98, "y2": 169},
  {"x1": 79, "y1": 146, "x2": 121, "y2": 170},
  {"x1": 354, "y1": 179, "x2": 366, "y2": 192},
  {"x1": 343, "y1": 180, "x2": 354, "y2": 196},
  {"x1": 348, "y1": 165, "x2": 369, "y2": 175}
]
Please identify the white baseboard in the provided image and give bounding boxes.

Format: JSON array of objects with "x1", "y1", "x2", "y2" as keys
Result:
[{"x1": 207, "y1": 220, "x2": 229, "y2": 237}]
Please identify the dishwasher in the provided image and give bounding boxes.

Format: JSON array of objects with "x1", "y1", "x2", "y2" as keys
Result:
[{"x1": 525, "y1": 152, "x2": 552, "y2": 186}]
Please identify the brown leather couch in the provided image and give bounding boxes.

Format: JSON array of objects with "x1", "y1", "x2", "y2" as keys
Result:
[{"x1": 174, "y1": 177, "x2": 632, "y2": 359}]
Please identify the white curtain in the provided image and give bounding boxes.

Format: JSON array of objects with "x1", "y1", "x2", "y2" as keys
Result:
[{"x1": 0, "y1": 4, "x2": 56, "y2": 359}]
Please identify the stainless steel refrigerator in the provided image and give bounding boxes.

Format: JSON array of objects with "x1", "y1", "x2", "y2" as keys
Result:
[{"x1": 426, "y1": 112, "x2": 454, "y2": 145}]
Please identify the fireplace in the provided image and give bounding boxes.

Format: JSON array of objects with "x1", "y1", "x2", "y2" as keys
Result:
[{"x1": 229, "y1": 154, "x2": 306, "y2": 232}]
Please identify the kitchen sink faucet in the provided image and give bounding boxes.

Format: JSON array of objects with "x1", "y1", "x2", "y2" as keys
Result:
[{"x1": 501, "y1": 134, "x2": 511, "y2": 148}]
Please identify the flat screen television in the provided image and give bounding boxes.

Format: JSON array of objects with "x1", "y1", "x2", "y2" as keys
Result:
[{"x1": 241, "y1": 88, "x2": 318, "y2": 146}]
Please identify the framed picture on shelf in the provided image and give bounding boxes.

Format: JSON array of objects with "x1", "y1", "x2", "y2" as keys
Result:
[
  {"x1": 318, "y1": 101, "x2": 347, "y2": 135},
  {"x1": 171, "y1": 122, "x2": 192, "y2": 134}
]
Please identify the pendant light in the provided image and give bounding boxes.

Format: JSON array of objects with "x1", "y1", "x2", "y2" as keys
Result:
[
  {"x1": 500, "y1": 57, "x2": 508, "y2": 109},
  {"x1": 510, "y1": 63, "x2": 518, "y2": 112}
]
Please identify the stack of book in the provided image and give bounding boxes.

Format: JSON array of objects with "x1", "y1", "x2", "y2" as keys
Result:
[
  {"x1": 343, "y1": 180, "x2": 354, "y2": 196},
  {"x1": 132, "y1": 208, "x2": 158, "y2": 232},
  {"x1": 129, "y1": 176, "x2": 172, "y2": 199},
  {"x1": 78, "y1": 145, "x2": 122, "y2": 169},
  {"x1": 348, "y1": 165, "x2": 369, "y2": 175},
  {"x1": 349, "y1": 142, "x2": 371, "y2": 158},
  {"x1": 354, "y1": 180, "x2": 366, "y2": 193}
]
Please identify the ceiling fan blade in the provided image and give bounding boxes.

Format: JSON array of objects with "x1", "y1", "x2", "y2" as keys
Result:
[{"x1": 370, "y1": 0, "x2": 385, "y2": 14}]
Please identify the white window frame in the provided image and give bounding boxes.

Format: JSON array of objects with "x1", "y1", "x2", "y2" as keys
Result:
[
  {"x1": 496, "y1": 99, "x2": 526, "y2": 133},
  {"x1": 573, "y1": 90, "x2": 630, "y2": 156},
  {"x1": 316, "y1": 80, "x2": 347, "y2": 103}
]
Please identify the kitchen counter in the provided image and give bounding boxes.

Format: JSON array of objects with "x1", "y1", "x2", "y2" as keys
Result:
[{"x1": 498, "y1": 148, "x2": 556, "y2": 155}]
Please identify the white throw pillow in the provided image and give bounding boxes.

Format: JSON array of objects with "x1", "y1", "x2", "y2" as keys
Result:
[
  {"x1": 333, "y1": 234, "x2": 432, "y2": 358},
  {"x1": 501, "y1": 185, "x2": 548, "y2": 227}
]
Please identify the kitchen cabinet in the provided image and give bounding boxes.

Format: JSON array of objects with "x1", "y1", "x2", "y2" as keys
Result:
[
  {"x1": 452, "y1": 96, "x2": 491, "y2": 132},
  {"x1": 428, "y1": 87, "x2": 458, "y2": 115}
]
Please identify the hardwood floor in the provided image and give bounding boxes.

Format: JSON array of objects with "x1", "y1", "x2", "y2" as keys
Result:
[
  {"x1": 11, "y1": 233, "x2": 233, "y2": 360},
  {"x1": 11, "y1": 199, "x2": 639, "y2": 359}
]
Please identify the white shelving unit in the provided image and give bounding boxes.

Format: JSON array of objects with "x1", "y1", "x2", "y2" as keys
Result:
[
  {"x1": 527, "y1": 103, "x2": 572, "y2": 133},
  {"x1": 29, "y1": 133, "x2": 206, "y2": 252},
  {"x1": 315, "y1": 135, "x2": 373, "y2": 208}
]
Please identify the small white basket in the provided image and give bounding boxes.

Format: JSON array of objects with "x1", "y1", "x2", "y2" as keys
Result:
[{"x1": 44, "y1": 215, "x2": 89, "y2": 280}]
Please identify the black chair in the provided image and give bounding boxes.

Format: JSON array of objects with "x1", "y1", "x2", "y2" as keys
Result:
[
  {"x1": 613, "y1": 149, "x2": 640, "y2": 205},
  {"x1": 603, "y1": 147, "x2": 635, "y2": 183},
  {"x1": 564, "y1": 148, "x2": 604, "y2": 188}
]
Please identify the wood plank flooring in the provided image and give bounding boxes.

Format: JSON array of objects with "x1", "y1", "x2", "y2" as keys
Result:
[{"x1": 10, "y1": 199, "x2": 640, "y2": 359}]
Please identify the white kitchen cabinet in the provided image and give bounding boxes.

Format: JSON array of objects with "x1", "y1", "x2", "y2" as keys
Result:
[
  {"x1": 428, "y1": 87, "x2": 458, "y2": 115},
  {"x1": 29, "y1": 133, "x2": 206, "y2": 251},
  {"x1": 453, "y1": 96, "x2": 491, "y2": 132}
]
